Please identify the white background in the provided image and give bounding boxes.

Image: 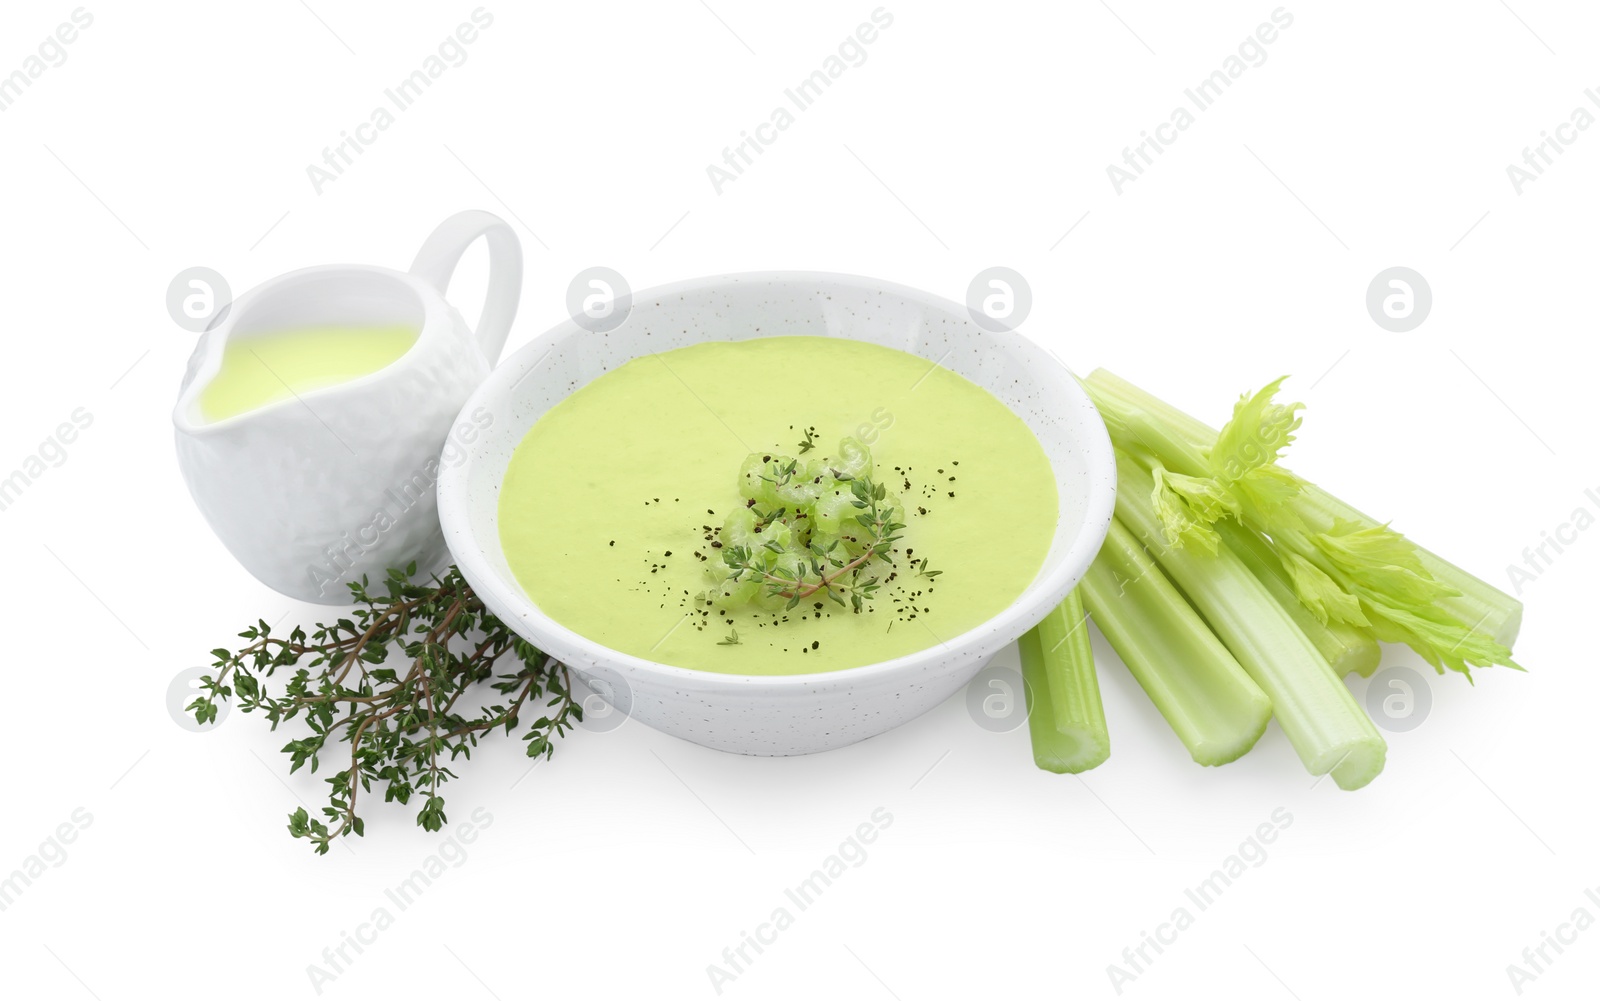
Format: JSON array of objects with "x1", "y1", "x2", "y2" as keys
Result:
[{"x1": 1, "y1": 2, "x2": 1594, "y2": 998}]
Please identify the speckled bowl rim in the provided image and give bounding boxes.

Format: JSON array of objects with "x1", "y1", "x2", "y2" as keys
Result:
[{"x1": 438, "y1": 271, "x2": 1116, "y2": 690}]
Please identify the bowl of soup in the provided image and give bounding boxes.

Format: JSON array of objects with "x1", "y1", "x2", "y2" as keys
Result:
[{"x1": 436, "y1": 272, "x2": 1115, "y2": 755}]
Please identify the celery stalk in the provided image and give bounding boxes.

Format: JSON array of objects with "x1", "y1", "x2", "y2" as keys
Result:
[
  {"x1": 1113, "y1": 451, "x2": 1387, "y2": 790},
  {"x1": 1084, "y1": 369, "x2": 1220, "y2": 449},
  {"x1": 1216, "y1": 519, "x2": 1381, "y2": 678},
  {"x1": 1081, "y1": 519, "x2": 1271, "y2": 765},
  {"x1": 1297, "y1": 484, "x2": 1523, "y2": 648},
  {"x1": 1018, "y1": 589, "x2": 1110, "y2": 773},
  {"x1": 1084, "y1": 368, "x2": 1523, "y2": 649}
]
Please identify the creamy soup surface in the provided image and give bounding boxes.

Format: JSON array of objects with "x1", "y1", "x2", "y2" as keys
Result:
[
  {"x1": 499, "y1": 337, "x2": 1058, "y2": 674},
  {"x1": 199, "y1": 325, "x2": 419, "y2": 422}
]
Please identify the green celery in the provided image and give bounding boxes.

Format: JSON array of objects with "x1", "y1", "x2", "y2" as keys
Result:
[
  {"x1": 1018, "y1": 589, "x2": 1110, "y2": 773},
  {"x1": 1085, "y1": 368, "x2": 1217, "y2": 447},
  {"x1": 1084, "y1": 369, "x2": 1522, "y2": 672},
  {"x1": 1297, "y1": 483, "x2": 1523, "y2": 648},
  {"x1": 1113, "y1": 450, "x2": 1387, "y2": 790},
  {"x1": 1216, "y1": 519, "x2": 1381, "y2": 678},
  {"x1": 1081, "y1": 519, "x2": 1271, "y2": 765}
]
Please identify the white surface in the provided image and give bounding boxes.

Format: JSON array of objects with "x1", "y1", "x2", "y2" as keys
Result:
[
  {"x1": 0, "y1": 2, "x2": 1592, "y2": 999},
  {"x1": 438, "y1": 272, "x2": 1115, "y2": 755}
]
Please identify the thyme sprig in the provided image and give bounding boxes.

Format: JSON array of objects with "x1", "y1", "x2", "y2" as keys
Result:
[{"x1": 191, "y1": 565, "x2": 576, "y2": 855}]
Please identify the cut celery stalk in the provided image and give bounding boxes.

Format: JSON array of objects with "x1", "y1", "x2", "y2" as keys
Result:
[
  {"x1": 1081, "y1": 519, "x2": 1271, "y2": 765},
  {"x1": 1018, "y1": 589, "x2": 1110, "y2": 773},
  {"x1": 1216, "y1": 519, "x2": 1381, "y2": 678},
  {"x1": 1113, "y1": 451, "x2": 1387, "y2": 790},
  {"x1": 1084, "y1": 368, "x2": 1523, "y2": 648}
]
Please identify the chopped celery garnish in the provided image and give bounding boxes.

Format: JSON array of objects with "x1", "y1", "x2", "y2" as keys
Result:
[
  {"x1": 1081, "y1": 519, "x2": 1271, "y2": 765},
  {"x1": 1216, "y1": 519, "x2": 1381, "y2": 678},
  {"x1": 1114, "y1": 451, "x2": 1387, "y2": 790},
  {"x1": 1018, "y1": 589, "x2": 1110, "y2": 773},
  {"x1": 1084, "y1": 369, "x2": 1522, "y2": 676}
]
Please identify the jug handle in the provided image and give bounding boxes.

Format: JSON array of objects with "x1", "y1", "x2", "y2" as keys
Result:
[{"x1": 409, "y1": 210, "x2": 523, "y2": 364}]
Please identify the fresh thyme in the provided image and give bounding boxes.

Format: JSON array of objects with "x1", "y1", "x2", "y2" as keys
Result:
[
  {"x1": 758, "y1": 458, "x2": 802, "y2": 491},
  {"x1": 797, "y1": 426, "x2": 818, "y2": 454},
  {"x1": 190, "y1": 565, "x2": 576, "y2": 855}
]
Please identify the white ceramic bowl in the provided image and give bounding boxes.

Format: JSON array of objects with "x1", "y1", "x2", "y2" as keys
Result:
[{"x1": 437, "y1": 272, "x2": 1115, "y2": 755}]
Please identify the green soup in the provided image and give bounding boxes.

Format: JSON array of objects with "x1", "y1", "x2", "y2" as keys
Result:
[
  {"x1": 499, "y1": 337, "x2": 1057, "y2": 674},
  {"x1": 199, "y1": 325, "x2": 418, "y2": 422}
]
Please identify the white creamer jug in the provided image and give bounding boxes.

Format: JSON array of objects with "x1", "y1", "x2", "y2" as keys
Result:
[{"x1": 173, "y1": 210, "x2": 521, "y2": 603}]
